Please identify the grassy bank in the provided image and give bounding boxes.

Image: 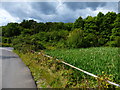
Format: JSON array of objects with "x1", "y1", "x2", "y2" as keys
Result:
[
  {"x1": 0, "y1": 43, "x2": 12, "y2": 47},
  {"x1": 15, "y1": 50, "x2": 84, "y2": 88},
  {"x1": 14, "y1": 47, "x2": 119, "y2": 88}
]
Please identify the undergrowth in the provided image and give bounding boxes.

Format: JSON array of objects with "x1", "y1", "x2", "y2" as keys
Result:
[{"x1": 14, "y1": 50, "x2": 118, "y2": 88}]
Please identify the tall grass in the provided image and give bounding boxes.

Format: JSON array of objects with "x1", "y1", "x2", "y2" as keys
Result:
[
  {"x1": 45, "y1": 47, "x2": 120, "y2": 84},
  {"x1": 14, "y1": 47, "x2": 120, "y2": 88}
]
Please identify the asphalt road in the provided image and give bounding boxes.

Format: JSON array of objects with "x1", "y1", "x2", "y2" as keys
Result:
[{"x1": 0, "y1": 47, "x2": 37, "y2": 89}]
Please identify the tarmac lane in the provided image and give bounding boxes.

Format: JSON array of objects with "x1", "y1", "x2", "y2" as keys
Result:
[{"x1": 0, "y1": 48, "x2": 37, "y2": 89}]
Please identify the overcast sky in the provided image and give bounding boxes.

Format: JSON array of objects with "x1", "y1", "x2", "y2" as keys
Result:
[{"x1": 0, "y1": 1, "x2": 118, "y2": 26}]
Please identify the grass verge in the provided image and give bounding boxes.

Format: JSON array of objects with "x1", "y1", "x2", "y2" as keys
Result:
[{"x1": 14, "y1": 48, "x2": 119, "y2": 88}]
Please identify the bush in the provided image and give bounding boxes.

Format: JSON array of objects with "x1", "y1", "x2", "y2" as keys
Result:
[
  {"x1": 107, "y1": 36, "x2": 120, "y2": 47},
  {"x1": 67, "y1": 29, "x2": 85, "y2": 48},
  {"x1": 2, "y1": 37, "x2": 12, "y2": 43},
  {"x1": 0, "y1": 43, "x2": 12, "y2": 47},
  {"x1": 12, "y1": 35, "x2": 45, "y2": 53},
  {"x1": 84, "y1": 33, "x2": 98, "y2": 47}
]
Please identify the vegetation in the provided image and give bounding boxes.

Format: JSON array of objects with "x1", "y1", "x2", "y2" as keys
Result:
[
  {"x1": 0, "y1": 43, "x2": 12, "y2": 47},
  {"x1": 1, "y1": 12, "x2": 120, "y2": 50},
  {"x1": 1, "y1": 11, "x2": 120, "y2": 88},
  {"x1": 15, "y1": 50, "x2": 118, "y2": 88},
  {"x1": 45, "y1": 47, "x2": 120, "y2": 84}
]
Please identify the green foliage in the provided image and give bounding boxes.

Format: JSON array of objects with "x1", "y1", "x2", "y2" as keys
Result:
[
  {"x1": 12, "y1": 35, "x2": 45, "y2": 53},
  {"x1": 67, "y1": 29, "x2": 85, "y2": 48},
  {"x1": 20, "y1": 19, "x2": 37, "y2": 29},
  {"x1": 21, "y1": 28, "x2": 34, "y2": 35},
  {"x1": 46, "y1": 47, "x2": 120, "y2": 84},
  {"x1": 2, "y1": 23, "x2": 22, "y2": 37},
  {"x1": 74, "y1": 16, "x2": 84, "y2": 29},
  {"x1": 108, "y1": 36, "x2": 120, "y2": 47},
  {"x1": 95, "y1": 12, "x2": 104, "y2": 34},
  {"x1": 84, "y1": 33, "x2": 98, "y2": 47},
  {"x1": 0, "y1": 43, "x2": 12, "y2": 47},
  {"x1": 15, "y1": 49, "x2": 117, "y2": 88},
  {"x1": 3, "y1": 11, "x2": 120, "y2": 88},
  {"x1": 64, "y1": 23, "x2": 73, "y2": 31},
  {"x1": 100, "y1": 12, "x2": 117, "y2": 40},
  {"x1": 2, "y1": 37, "x2": 12, "y2": 43},
  {"x1": 84, "y1": 16, "x2": 98, "y2": 34},
  {"x1": 28, "y1": 30, "x2": 69, "y2": 49},
  {"x1": 1, "y1": 11, "x2": 120, "y2": 50}
]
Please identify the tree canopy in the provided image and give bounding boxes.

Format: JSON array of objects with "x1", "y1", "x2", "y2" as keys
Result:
[{"x1": 2, "y1": 12, "x2": 120, "y2": 52}]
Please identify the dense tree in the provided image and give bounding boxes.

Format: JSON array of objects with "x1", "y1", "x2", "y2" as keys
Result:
[
  {"x1": 108, "y1": 13, "x2": 120, "y2": 47},
  {"x1": 84, "y1": 16, "x2": 98, "y2": 34},
  {"x1": 83, "y1": 33, "x2": 98, "y2": 47},
  {"x1": 64, "y1": 23, "x2": 73, "y2": 31},
  {"x1": 21, "y1": 28, "x2": 34, "y2": 35},
  {"x1": 2, "y1": 12, "x2": 119, "y2": 50},
  {"x1": 32, "y1": 22, "x2": 45, "y2": 33},
  {"x1": 74, "y1": 16, "x2": 84, "y2": 29},
  {"x1": 2, "y1": 23, "x2": 22, "y2": 37},
  {"x1": 20, "y1": 20, "x2": 37, "y2": 29},
  {"x1": 12, "y1": 35, "x2": 45, "y2": 52},
  {"x1": 100, "y1": 12, "x2": 117, "y2": 39},
  {"x1": 96, "y1": 12, "x2": 104, "y2": 33}
]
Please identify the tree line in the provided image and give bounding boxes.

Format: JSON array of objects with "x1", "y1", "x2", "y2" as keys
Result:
[{"x1": 1, "y1": 12, "x2": 120, "y2": 52}]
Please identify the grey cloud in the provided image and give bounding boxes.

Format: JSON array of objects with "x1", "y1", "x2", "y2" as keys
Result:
[
  {"x1": 1, "y1": 2, "x2": 29, "y2": 18},
  {"x1": 31, "y1": 2, "x2": 57, "y2": 15},
  {"x1": 1, "y1": 2, "x2": 57, "y2": 21},
  {"x1": 0, "y1": 2, "x2": 118, "y2": 26},
  {"x1": 65, "y1": 2, "x2": 107, "y2": 10},
  {"x1": 104, "y1": 2, "x2": 118, "y2": 12}
]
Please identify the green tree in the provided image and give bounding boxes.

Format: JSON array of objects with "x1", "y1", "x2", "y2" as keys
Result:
[
  {"x1": 84, "y1": 33, "x2": 98, "y2": 47},
  {"x1": 21, "y1": 28, "x2": 34, "y2": 35},
  {"x1": 20, "y1": 20, "x2": 37, "y2": 29},
  {"x1": 108, "y1": 13, "x2": 120, "y2": 47},
  {"x1": 101, "y1": 12, "x2": 117, "y2": 40},
  {"x1": 2, "y1": 23, "x2": 21, "y2": 37},
  {"x1": 96, "y1": 12, "x2": 104, "y2": 33},
  {"x1": 33, "y1": 22, "x2": 45, "y2": 33},
  {"x1": 84, "y1": 16, "x2": 98, "y2": 34},
  {"x1": 74, "y1": 16, "x2": 84, "y2": 29},
  {"x1": 67, "y1": 29, "x2": 85, "y2": 48},
  {"x1": 12, "y1": 35, "x2": 45, "y2": 52},
  {"x1": 64, "y1": 23, "x2": 73, "y2": 31}
]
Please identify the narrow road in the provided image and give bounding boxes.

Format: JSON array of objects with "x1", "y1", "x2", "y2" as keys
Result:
[{"x1": 0, "y1": 47, "x2": 37, "y2": 88}]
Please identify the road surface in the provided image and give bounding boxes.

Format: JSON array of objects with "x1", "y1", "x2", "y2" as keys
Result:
[{"x1": 0, "y1": 47, "x2": 37, "y2": 89}]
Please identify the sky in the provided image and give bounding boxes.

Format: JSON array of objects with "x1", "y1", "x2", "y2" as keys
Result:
[{"x1": 0, "y1": 1, "x2": 119, "y2": 26}]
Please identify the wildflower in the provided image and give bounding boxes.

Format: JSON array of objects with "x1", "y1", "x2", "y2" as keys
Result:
[{"x1": 102, "y1": 71, "x2": 104, "y2": 74}]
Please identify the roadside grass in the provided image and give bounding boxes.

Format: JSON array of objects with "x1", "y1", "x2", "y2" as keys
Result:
[
  {"x1": 14, "y1": 50, "x2": 76, "y2": 88},
  {"x1": 0, "y1": 43, "x2": 12, "y2": 47},
  {"x1": 14, "y1": 47, "x2": 119, "y2": 88}
]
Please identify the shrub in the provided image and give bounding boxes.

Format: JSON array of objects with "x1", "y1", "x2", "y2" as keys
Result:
[
  {"x1": 67, "y1": 29, "x2": 85, "y2": 48},
  {"x1": 0, "y1": 43, "x2": 12, "y2": 47},
  {"x1": 12, "y1": 35, "x2": 45, "y2": 53},
  {"x1": 107, "y1": 36, "x2": 120, "y2": 47}
]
